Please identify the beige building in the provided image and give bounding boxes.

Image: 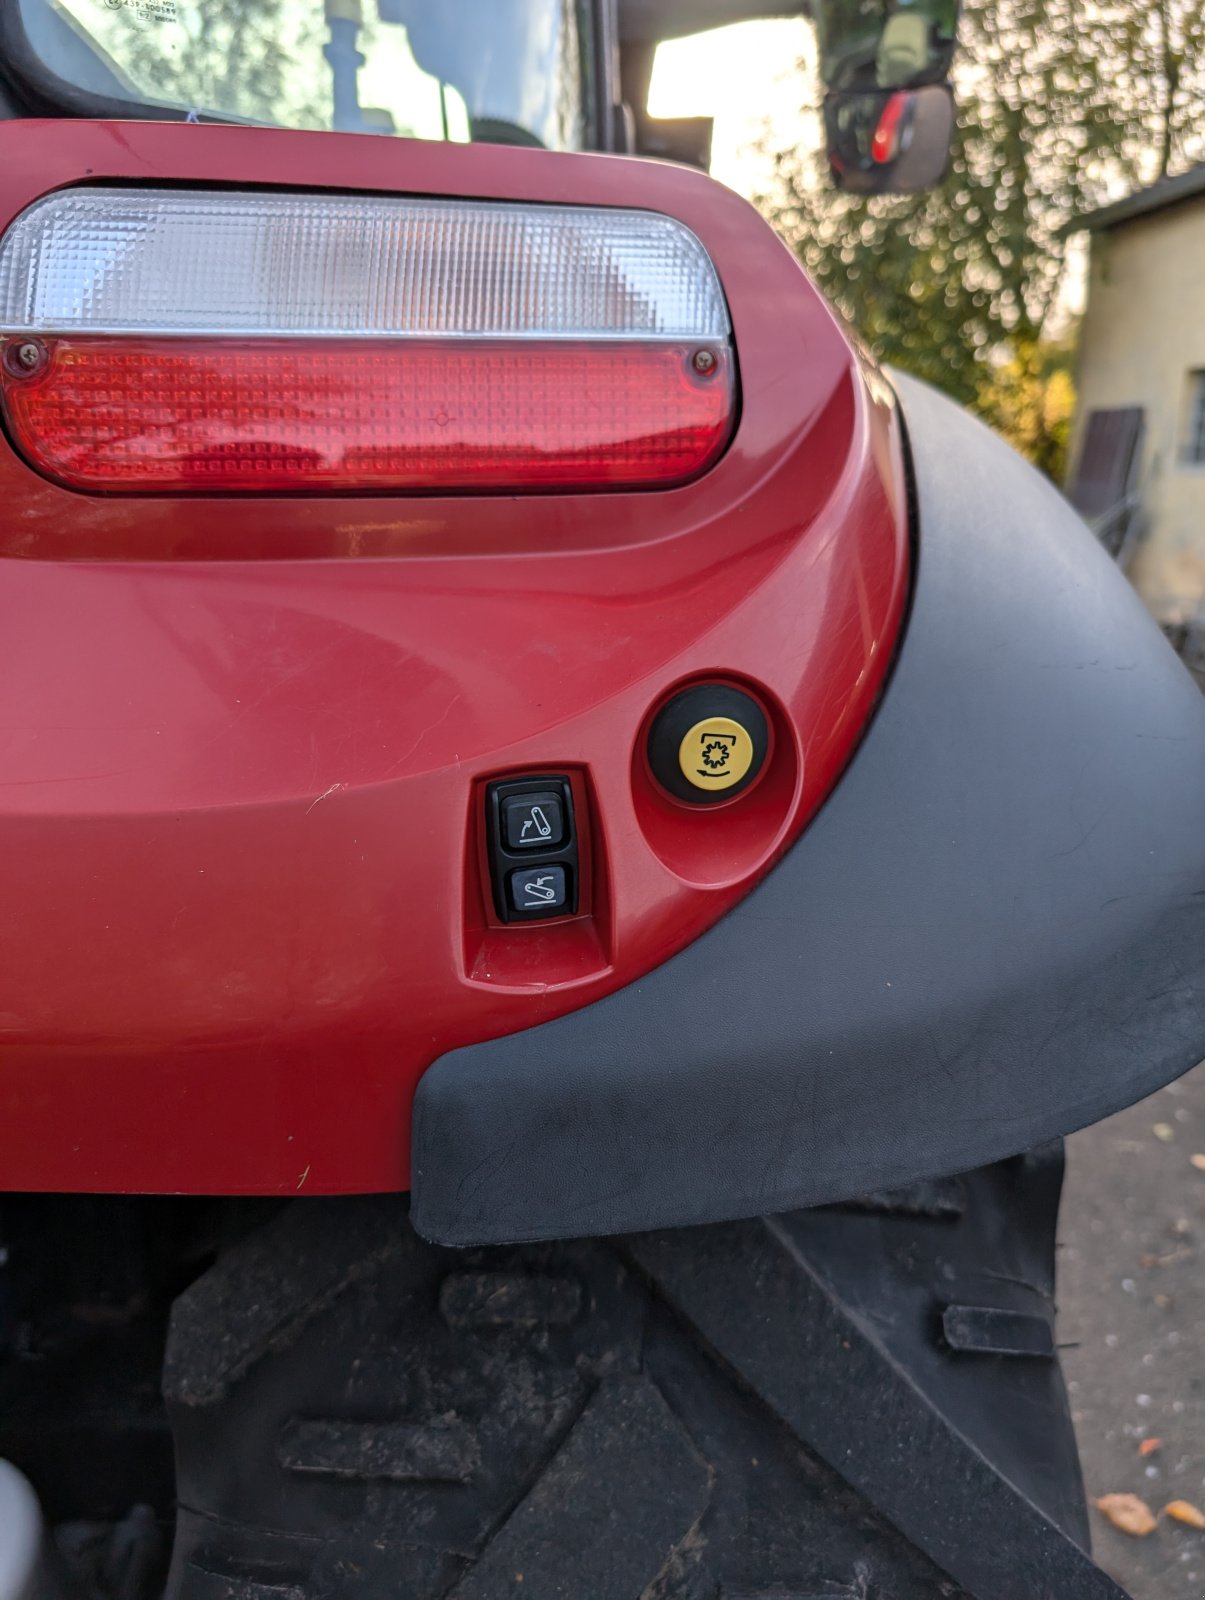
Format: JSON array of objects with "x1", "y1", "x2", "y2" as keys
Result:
[{"x1": 1069, "y1": 166, "x2": 1205, "y2": 624}]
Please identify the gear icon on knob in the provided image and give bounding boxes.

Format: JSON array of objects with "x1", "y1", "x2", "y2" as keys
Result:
[{"x1": 659, "y1": 699, "x2": 765, "y2": 800}]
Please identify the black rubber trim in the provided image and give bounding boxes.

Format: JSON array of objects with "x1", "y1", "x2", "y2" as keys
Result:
[{"x1": 411, "y1": 374, "x2": 1205, "y2": 1247}]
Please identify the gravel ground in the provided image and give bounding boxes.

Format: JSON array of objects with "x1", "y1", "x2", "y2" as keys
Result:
[{"x1": 1060, "y1": 1059, "x2": 1205, "y2": 1599}]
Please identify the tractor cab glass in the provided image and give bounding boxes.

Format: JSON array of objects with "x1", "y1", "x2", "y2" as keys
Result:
[{"x1": 14, "y1": 0, "x2": 591, "y2": 149}]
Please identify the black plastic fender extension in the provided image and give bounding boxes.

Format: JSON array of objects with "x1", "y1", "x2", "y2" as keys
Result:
[{"x1": 411, "y1": 373, "x2": 1205, "y2": 1247}]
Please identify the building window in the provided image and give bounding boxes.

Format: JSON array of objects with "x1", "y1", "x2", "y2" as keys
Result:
[{"x1": 1187, "y1": 371, "x2": 1205, "y2": 465}]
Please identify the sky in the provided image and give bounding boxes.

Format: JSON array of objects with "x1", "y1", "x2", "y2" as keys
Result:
[{"x1": 647, "y1": 18, "x2": 816, "y2": 201}]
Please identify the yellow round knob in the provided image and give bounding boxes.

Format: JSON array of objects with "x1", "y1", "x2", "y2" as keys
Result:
[
  {"x1": 677, "y1": 715, "x2": 754, "y2": 792},
  {"x1": 647, "y1": 683, "x2": 769, "y2": 805}
]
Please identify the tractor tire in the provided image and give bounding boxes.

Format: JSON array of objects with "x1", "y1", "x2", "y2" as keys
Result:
[{"x1": 162, "y1": 1150, "x2": 1117, "y2": 1600}]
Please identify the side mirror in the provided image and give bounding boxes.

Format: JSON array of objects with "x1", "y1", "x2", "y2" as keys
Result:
[
  {"x1": 823, "y1": 83, "x2": 954, "y2": 195},
  {"x1": 813, "y1": 0, "x2": 960, "y2": 91}
]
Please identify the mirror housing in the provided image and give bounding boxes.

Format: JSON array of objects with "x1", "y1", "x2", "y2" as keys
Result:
[
  {"x1": 616, "y1": 2, "x2": 960, "y2": 195},
  {"x1": 824, "y1": 82, "x2": 954, "y2": 194},
  {"x1": 812, "y1": 0, "x2": 959, "y2": 90}
]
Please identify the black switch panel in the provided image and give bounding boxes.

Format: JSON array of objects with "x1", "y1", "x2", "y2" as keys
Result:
[{"x1": 486, "y1": 775, "x2": 578, "y2": 923}]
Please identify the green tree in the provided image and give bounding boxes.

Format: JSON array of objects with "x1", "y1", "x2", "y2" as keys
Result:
[
  {"x1": 759, "y1": 0, "x2": 1205, "y2": 471},
  {"x1": 976, "y1": 330, "x2": 1077, "y2": 480},
  {"x1": 1100, "y1": 0, "x2": 1205, "y2": 178}
]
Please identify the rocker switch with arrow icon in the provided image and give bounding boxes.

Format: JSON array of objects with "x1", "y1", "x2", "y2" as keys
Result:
[
  {"x1": 501, "y1": 791, "x2": 564, "y2": 850},
  {"x1": 507, "y1": 864, "x2": 567, "y2": 915}
]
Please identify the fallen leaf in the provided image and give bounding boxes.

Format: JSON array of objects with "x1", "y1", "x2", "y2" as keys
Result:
[
  {"x1": 1191, "y1": 1153, "x2": 1205, "y2": 1172},
  {"x1": 1139, "y1": 1438, "x2": 1163, "y2": 1458},
  {"x1": 1094, "y1": 1494, "x2": 1158, "y2": 1537},
  {"x1": 1153, "y1": 1123, "x2": 1175, "y2": 1142},
  {"x1": 1155, "y1": 1293, "x2": 1173, "y2": 1309},
  {"x1": 1163, "y1": 1500, "x2": 1205, "y2": 1529},
  {"x1": 1141, "y1": 1247, "x2": 1192, "y2": 1269}
]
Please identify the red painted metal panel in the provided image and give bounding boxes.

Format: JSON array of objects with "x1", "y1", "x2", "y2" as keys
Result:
[{"x1": 0, "y1": 121, "x2": 908, "y2": 1194}]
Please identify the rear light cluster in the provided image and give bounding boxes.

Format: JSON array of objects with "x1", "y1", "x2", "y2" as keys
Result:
[{"x1": 0, "y1": 191, "x2": 735, "y2": 494}]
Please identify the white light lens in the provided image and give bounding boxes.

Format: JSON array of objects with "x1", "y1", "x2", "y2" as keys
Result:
[{"x1": 0, "y1": 189, "x2": 730, "y2": 341}]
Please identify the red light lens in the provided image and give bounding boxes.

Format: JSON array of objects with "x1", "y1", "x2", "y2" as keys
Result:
[{"x1": 0, "y1": 338, "x2": 734, "y2": 494}]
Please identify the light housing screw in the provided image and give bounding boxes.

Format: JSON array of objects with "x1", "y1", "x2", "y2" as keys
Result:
[{"x1": 4, "y1": 340, "x2": 47, "y2": 378}]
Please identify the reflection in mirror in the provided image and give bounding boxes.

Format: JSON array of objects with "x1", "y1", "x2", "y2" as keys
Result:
[
  {"x1": 814, "y1": 0, "x2": 959, "y2": 91},
  {"x1": 824, "y1": 83, "x2": 954, "y2": 194}
]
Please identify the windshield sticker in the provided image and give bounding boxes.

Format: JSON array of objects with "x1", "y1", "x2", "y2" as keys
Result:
[{"x1": 100, "y1": 0, "x2": 179, "y2": 20}]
